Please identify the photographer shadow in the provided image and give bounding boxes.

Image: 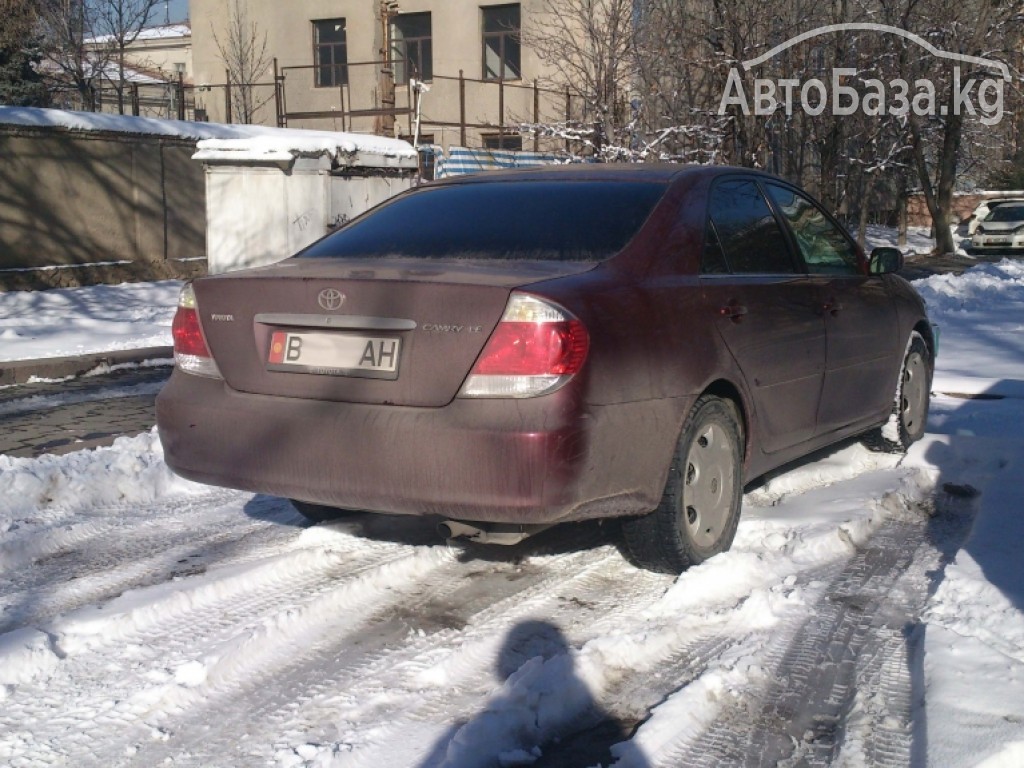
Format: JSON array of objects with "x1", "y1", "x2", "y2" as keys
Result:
[{"x1": 418, "y1": 619, "x2": 647, "y2": 768}]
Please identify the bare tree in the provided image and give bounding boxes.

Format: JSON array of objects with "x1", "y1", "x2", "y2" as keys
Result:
[
  {"x1": 525, "y1": 0, "x2": 638, "y2": 151},
  {"x1": 38, "y1": 0, "x2": 159, "y2": 113},
  {"x1": 897, "y1": 0, "x2": 1022, "y2": 254},
  {"x1": 628, "y1": 0, "x2": 1022, "y2": 253},
  {"x1": 94, "y1": 0, "x2": 161, "y2": 113},
  {"x1": 37, "y1": 0, "x2": 97, "y2": 108},
  {"x1": 213, "y1": 0, "x2": 272, "y2": 124}
]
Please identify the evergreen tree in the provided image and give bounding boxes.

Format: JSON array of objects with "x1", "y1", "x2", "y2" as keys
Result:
[{"x1": 0, "y1": 0, "x2": 49, "y2": 107}]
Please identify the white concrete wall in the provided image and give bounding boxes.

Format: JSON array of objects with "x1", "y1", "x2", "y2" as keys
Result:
[{"x1": 204, "y1": 158, "x2": 414, "y2": 273}]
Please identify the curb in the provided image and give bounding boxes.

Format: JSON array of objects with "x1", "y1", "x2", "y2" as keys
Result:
[{"x1": 0, "y1": 346, "x2": 174, "y2": 386}]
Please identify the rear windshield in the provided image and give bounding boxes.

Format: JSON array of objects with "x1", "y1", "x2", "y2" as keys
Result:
[
  {"x1": 297, "y1": 180, "x2": 667, "y2": 262},
  {"x1": 986, "y1": 205, "x2": 1024, "y2": 222}
]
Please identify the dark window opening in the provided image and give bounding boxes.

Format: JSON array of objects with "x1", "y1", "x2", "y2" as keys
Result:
[
  {"x1": 392, "y1": 12, "x2": 432, "y2": 83},
  {"x1": 298, "y1": 181, "x2": 667, "y2": 262},
  {"x1": 482, "y1": 4, "x2": 521, "y2": 80},
  {"x1": 482, "y1": 133, "x2": 523, "y2": 151},
  {"x1": 708, "y1": 179, "x2": 796, "y2": 274},
  {"x1": 314, "y1": 19, "x2": 348, "y2": 88}
]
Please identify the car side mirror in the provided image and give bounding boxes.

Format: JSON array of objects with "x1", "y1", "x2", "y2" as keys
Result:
[{"x1": 869, "y1": 246, "x2": 903, "y2": 275}]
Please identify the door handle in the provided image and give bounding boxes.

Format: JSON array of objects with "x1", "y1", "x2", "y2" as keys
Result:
[{"x1": 719, "y1": 302, "x2": 748, "y2": 322}]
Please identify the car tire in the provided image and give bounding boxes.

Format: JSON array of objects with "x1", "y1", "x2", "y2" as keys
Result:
[
  {"x1": 863, "y1": 332, "x2": 932, "y2": 453},
  {"x1": 622, "y1": 395, "x2": 744, "y2": 574},
  {"x1": 290, "y1": 499, "x2": 356, "y2": 523}
]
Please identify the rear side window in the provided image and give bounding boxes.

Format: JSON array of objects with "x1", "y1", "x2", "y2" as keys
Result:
[
  {"x1": 765, "y1": 183, "x2": 859, "y2": 275},
  {"x1": 298, "y1": 180, "x2": 667, "y2": 262},
  {"x1": 706, "y1": 179, "x2": 795, "y2": 274}
]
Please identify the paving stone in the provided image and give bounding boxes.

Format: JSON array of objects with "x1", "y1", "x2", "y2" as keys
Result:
[{"x1": 0, "y1": 369, "x2": 171, "y2": 459}]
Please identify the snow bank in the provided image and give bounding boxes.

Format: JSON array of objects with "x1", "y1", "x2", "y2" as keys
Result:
[
  {"x1": 0, "y1": 280, "x2": 180, "y2": 362},
  {"x1": 912, "y1": 259, "x2": 1024, "y2": 394},
  {"x1": 904, "y1": 258, "x2": 1024, "y2": 763},
  {"x1": 914, "y1": 259, "x2": 1024, "y2": 314},
  {"x1": 905, "y1": 436, "x2": 1024, "y2": 767},
  {"x1": 0, "y1": 430, "x2": 200, "y2": 516},
  {"x1": 0, "y1": 430, "x2": 206, "y2": 568}
]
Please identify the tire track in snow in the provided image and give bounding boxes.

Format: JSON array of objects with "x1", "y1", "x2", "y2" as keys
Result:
[
  {"x1": 0, "y1": 442, "x2": 929, "y2": 767},
  {"x1": 0, "y1": 534, "x2": 455, "y2": 767},
  {"x1": 0, "y1": 491, "x2": 281, "y2": 633},
  {"x1": 660, "y1": 511, "x2": 941, "y2": 768},
  {"x1": 0, "y1": 488, "x2": 242, "y2": 576},
  {"x1": 133, "y1": 463, "x2": 923, "y2": 767},
  {"x1": 130, "y1": 544, "x2": 655, "y2": 767}
]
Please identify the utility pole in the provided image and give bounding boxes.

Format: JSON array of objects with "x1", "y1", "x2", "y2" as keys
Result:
[{"x1": 376, "y1": 1, "x2": 399, "y2": 136}]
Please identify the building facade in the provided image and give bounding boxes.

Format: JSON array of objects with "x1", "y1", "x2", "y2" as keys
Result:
[
  {"x1": 121, "y1": 23, "x2": 193, "y2": 82},
  {"x1": 76, "y1": 23, "x2": 193, "y2": 118},
  {"x1": 190, "y1": 0, "x2": 571, "y2": 151}
]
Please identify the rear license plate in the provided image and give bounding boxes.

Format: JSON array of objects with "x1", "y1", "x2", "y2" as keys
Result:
[
  {"x1": 267, "y1": 331, "x2": 401, "y2": 379},
  {"x1": 988, "y1": 238, "x2": 1010, "y2": 245}
]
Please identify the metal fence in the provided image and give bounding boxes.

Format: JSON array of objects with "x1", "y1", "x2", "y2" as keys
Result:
[
  {"x1": 45, "y1": 60, "x2": 590, "y2": 152},
  {"x1": 276, "y1": 60, "x2": 579, "y2": 151}
]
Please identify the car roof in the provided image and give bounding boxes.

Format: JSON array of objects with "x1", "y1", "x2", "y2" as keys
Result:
[{"x1": 425, "y1": 163, "x2": 755, "y2": 187}]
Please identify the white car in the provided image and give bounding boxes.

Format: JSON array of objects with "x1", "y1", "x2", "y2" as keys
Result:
[
  {"x1": 967, "y1": 198, "x2": 1024, "y2": 235},
  {"x1": 968, "y1": 203, "x2": 1024, "y2": 254}
]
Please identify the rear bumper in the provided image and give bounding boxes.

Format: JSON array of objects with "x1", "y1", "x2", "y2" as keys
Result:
[{"x1": 156, "y1": 372, "x2": 684, "y2": 524}]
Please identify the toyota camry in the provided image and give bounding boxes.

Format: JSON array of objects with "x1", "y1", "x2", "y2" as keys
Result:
[{"x1": 156, "y1": 164, "x2": 933, "y2": 573}]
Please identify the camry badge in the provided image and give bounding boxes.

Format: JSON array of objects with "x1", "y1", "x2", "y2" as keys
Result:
[{"x1": 317, "y1": 289, "x2": 346, "y2": 311}]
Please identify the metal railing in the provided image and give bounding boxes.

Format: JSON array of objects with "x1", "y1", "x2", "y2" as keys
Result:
[{"x1": 46, "y1": 59, "x2": 589, "y2": 153}]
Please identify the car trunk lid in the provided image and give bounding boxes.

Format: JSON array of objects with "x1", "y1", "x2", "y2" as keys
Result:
[{"x1": 191, "y1": 258, "x2": 594, "y2": 407}]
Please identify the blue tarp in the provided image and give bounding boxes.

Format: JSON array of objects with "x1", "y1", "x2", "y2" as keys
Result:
[{"x1": 434, "y1": 146, "x2": 566, "y2": 178}]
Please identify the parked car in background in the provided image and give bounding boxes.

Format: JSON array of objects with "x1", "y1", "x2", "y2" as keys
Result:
[
  {"x1": 967, "y1": 197, "x2": 1024, "y2": 236},
  {"x1": 968, "y1": 202, "x2": 1024, "y2": 254},
  {"x1": 157, "y1": 165, "x2": 933, "y2": 574}
]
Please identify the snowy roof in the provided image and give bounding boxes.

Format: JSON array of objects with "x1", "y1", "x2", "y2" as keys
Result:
[
  {"x1": 193, "y1": 134, "x2": 418, "y2": 169},
  {"x1": 92, "y1": 60, "x2": 168, "y2": 84},
  {"x1": 86, "y1": 23, "x2": 191, "y2": 45},
  {"x1": 0, "y1": 107, "x2": 418, "y2": 168}
]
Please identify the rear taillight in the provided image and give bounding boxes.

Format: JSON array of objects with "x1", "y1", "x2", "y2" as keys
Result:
[
  {"x1": 460, "y1": 293, "x2": 589, "y2": 398},
  {"x1": 172, "y1": 283, "x2": 222, "y2": 378}
]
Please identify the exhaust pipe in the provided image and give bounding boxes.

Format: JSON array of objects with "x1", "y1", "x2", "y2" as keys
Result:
[{"x1": 438, "y1": 520, "x2": 553, "y2": 546}]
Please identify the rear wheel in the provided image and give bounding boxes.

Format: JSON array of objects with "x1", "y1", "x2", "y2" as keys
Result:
[
  {"x1": 289, "y1": 499, "x2": 355, "y2": 523},
  {"x1": 863, "y1": 332, "x2": 931, "y2": 453},
  {"x1": 622, "y1": 395, "x2": 744, "y2": 574}
]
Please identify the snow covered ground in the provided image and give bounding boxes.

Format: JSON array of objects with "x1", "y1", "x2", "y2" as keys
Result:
[
  {"x1": 0, "y1": 257, "x2": 1023, "y2": 766},
  {"x1": 0, "y1": 281, "x2": 181, "y2": 363}
]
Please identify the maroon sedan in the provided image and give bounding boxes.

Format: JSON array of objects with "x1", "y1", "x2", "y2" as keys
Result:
[{"x1": 157, "y1": 165, "x2": 933, "y2": 573}]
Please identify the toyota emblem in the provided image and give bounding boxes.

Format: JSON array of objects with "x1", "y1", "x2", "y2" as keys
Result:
[{"x1": 317, "y1": 289, "x2": 346, "y2": 311}]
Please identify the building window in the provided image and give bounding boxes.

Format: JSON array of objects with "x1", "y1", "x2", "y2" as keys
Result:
[
  {"x1": 483, "y1": 133, "x2": 523, "y2": 151},
  {"x1": 392, "y1": 12, "x2": 432, "y2": 83},
  {"x1": 314, "y1": 18, "x2": 348, "y2": 87},
  {"x1": 482, "y1": 4, "x2": 521, "y2": 80}
]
